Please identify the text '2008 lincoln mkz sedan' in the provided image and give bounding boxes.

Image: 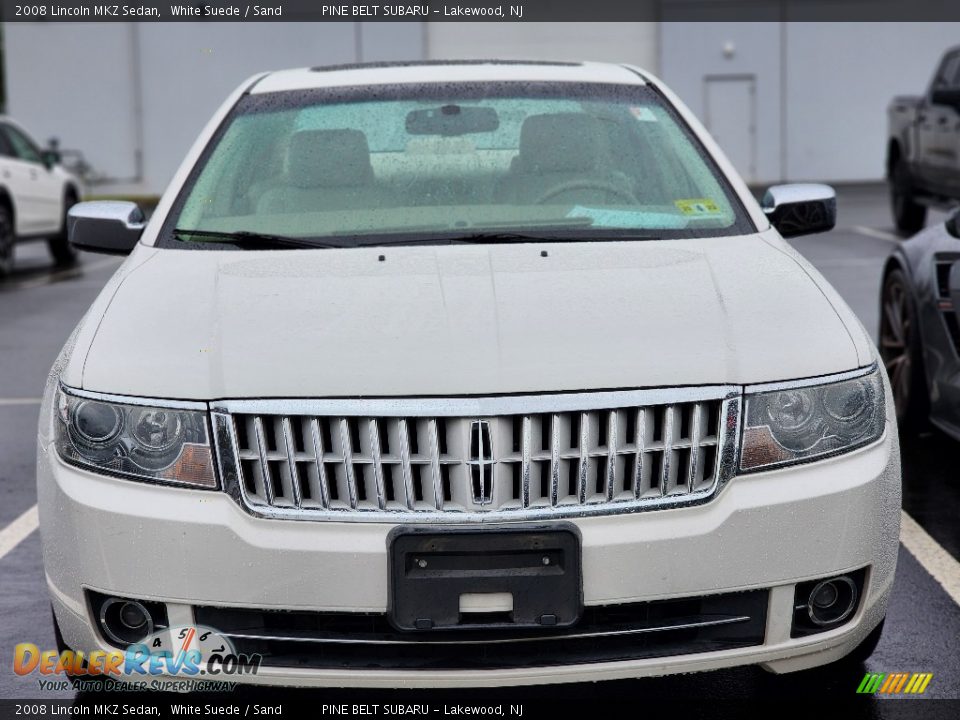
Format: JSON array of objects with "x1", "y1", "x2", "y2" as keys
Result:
[{"x1": 37, "y1": 60, "x2": 900, "y2": 688}]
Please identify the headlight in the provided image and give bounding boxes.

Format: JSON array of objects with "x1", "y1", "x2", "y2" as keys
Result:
[
  {"x1": 740, "y1": 366, "x2": 885, "y2": 472},
  {"x1": 54, "y1": 387, "x2": 217, "y2": 488}
]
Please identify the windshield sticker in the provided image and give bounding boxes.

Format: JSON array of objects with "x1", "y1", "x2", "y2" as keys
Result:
[
  {"x1": 566, "y1": 206, "x2": 688, "y2": 229},
  {"x1": 629, "y1": 106, "x2": 658, "y2": 122},
  {"x1": 674, "y1": 198, "x2": 722, "y2": 216}
]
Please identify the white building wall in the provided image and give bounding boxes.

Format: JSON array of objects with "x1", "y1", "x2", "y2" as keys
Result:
[
  {"x1": 426, "y1": 22, "x2": 659, "y2": 73},
  {"x1": 660, "y1": 17, "x2": 960, "y2": 184},
  {"x1": 4, "y1": 22, "x2": 424, "y2": 195},
  {"x1": 4, "y1": 23, "x2": 142, "y2": 182},
  {"x1": 784, "y1": 22, "x2": 959, "y2": 182}
]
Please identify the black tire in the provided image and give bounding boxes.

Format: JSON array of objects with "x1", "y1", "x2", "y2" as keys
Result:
[
  {"x1": 879, "y1": 268, "x2": 930, "y2": 431},
  {"x1": 891, "y1": 160, "x2": 927, "y2": 235},
  {"x1": 48, "y1": 192, "x2": 79, "y2": 267},
  {"x1": 0, "y1": 204, "x2": 14, "y2": 278}
]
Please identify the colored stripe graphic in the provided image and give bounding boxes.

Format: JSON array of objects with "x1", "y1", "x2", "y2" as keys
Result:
[
  {"x1": 879, "y1": 674, "x2": 898, "y2": 693},
  {"x1": 913, "y1": 674, "x2": 933, "y2": 694},
  {"x1": 858, "y1": 672, "x2": 932, "y2": 695},
  {"x1": 857, "y1": 673, "x2": 885, "y2": 693},
  {"x1": 904, "y1": 674, "x2": 921, "y2": 693}
]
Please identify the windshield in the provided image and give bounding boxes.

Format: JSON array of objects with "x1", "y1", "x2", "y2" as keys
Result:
[{"x1": 162, "y1": 82, "x2": 753, "y2": 248}]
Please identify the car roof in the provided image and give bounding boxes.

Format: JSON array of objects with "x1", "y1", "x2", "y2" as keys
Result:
[{"x1": 250, "y1": 60, "x2": 648, "y2": 94}]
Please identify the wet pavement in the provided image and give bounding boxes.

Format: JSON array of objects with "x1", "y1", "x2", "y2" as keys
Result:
[{"x1": 1, "y1": 186, "x2": 958, "y2": 711}]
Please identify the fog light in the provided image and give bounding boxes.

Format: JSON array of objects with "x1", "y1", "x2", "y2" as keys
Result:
[
  {"x1": 119, "y1": 602, "x2": 148, "y2": 630},
  {"x1": 811, "y1": 581, "x2": 839, "y2": 609},
  {"x1": 791, "y1": 568, "x2": 866, "y2": 638},
  {"x1": 807, "y1": 576, "x2": 858, "y2": 626},
  {"x1": 88, "y1": 591, "x2": 169, "y2": 649},
  {"x1": 99, "y1": 598, "x2": 155, "y2": 645}
]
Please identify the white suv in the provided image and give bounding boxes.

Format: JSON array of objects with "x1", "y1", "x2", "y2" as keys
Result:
[
  {"x1": 0, "y1": 117, "x2": 82, "y2": 275},
  {"x1": 37, "y1": 61, "x2": 900, "y2": 688}
]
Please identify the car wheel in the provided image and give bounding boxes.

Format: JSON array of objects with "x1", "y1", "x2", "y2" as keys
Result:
[
  {"x1": 891, "y1": 161, "x2": 927, "y2": 235},
  {"x1": 48, "y1": 193, "x2": 79, "y2": 267},
  {"x1": 0, "y1": 205, "x2": 14, "y2": 278},
  {"x1": 880, "y1": 268, "x2": 929, "y2": 430}
]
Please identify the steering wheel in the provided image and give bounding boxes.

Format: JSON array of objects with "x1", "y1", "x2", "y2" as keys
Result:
[{"x1": 534, "y1": 179, "x2": 637, "y2": 206}]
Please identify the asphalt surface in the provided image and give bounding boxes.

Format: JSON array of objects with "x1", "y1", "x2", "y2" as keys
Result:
[{"x1": 1, "y1": 186, "x2": 959, "y2": 711}]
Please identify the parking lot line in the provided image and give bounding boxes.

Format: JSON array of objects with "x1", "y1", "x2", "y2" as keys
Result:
[
  {"x1": 851, "y1": 226, "x2": 902, "y2": 244},
  {"x1": 900, "y1": 510, "x2": 960, "y2": 607},
  {"x1": 0, "y1": 398, "x2": 42, "y2": 406},
  {"x1": 0, "y1": 505, "x2": 39, "y2": 561}
]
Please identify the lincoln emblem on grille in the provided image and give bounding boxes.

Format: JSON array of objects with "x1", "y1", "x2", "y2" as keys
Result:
[{"x1": 468, "y1": 420, "x2": 495, "y2": 505}]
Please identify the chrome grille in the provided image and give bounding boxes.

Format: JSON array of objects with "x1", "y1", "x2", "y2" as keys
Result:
[{"x1": 211, "y1": 388, "x2": 740, "y2": 522}]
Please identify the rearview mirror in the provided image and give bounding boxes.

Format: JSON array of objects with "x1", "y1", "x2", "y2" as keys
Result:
[
  {"x1": 68, "y1": 201, "x2": 145, "y2": 255},
  {"x1": 406, "y1": 105, "x2": 499, "y2": 136},
  {"x1": 762, "y1": 184, "x2": 837, "y2": 238}
]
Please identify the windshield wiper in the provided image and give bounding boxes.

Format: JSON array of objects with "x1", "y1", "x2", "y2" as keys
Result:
[
  {"x1": 405, "y1": 231, "x2": 661, "y2": 245},
  {"x1": 172, "y1": 228, "x2": 662, "y2": 250},
  {"x1": 444, "y1": 232, "x2": 563, "y2": 245},
  {"x1": 173, "y1": 228, "x2": 344, "y2": 250},
  {"x1": 369, "y1": 232, "x2": 598, "y2": 246},
  {"x1": 350, "y1": 232, "x2": 552, "y2": 246}
]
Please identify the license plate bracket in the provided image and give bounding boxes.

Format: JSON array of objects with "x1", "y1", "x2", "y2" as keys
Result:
[{"x1": 388, "y1": 524, "x2": 582, "y2": 632}]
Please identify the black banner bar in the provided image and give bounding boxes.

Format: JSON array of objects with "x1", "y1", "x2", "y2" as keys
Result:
[
  {"x1": 2, "y1": 697, "x2": 960, "y2": 720},
  {"x1": 2, "y1": 0, "x2": 960, "y2": 22}
]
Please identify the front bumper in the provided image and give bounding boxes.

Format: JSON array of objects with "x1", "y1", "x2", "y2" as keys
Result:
[{"x1": 37, "y1": 421, "x2": 900, "y2": 687}]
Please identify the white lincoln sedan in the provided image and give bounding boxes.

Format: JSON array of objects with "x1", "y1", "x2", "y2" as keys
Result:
[{"x1": 37, "y1": 60, "x2": 900, "y2": 688}]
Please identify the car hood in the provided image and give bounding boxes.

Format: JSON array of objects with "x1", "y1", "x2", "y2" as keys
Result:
[{"x1": 77, "y1": 233, "x2": 863, "y2": 400}]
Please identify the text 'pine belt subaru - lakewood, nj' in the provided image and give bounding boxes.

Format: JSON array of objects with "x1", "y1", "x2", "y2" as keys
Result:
[{"x1": 37, "y1": 60, "x2": 900, "y2": 688}]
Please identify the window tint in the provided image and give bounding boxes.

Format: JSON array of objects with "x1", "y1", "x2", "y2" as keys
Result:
[
  {"x1": 166, "y1": 83, "x2": 753, "y2": 248},
  {"x1": 933, "y1": 53, "x2": 960, "y2": 90},
  {"x1": 0, "y1": 128, "x2": 15, "y2": 158},
  {"x1": 4, "y1": 125, "x2": 43, "y2": 163}
]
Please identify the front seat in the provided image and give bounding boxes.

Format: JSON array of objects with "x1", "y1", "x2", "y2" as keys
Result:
[
  {"x1": 257, "y1": 129, "x2": 395, "y2": 214},
  {"x1": 495, "y1": 113, "x2": 636, "y2": 205}
]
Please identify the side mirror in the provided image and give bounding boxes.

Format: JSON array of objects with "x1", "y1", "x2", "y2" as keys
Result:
[
  {"x1": 41, "y1": 149, "x2": 60, "y2": 169},
  {"x1": 68, "y1": 201, "x2": 145, "y2": 255},
  {"x1": 762, "y1": 183, "x2": 837, "y2": 238},
  {"x1": 43, "y1": 137, "x2": 61, "y2": 169},
  {"x1": 931, "y1": 87, "x2": 960, "y2": 110},
  {"x1": 946, "y1": 208, "x2": 960, "y2": 239}
]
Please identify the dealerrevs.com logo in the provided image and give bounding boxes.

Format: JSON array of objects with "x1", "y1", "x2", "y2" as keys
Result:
[{"x1": 13, "y1": 626, "x2": 262, "y2": 692}]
